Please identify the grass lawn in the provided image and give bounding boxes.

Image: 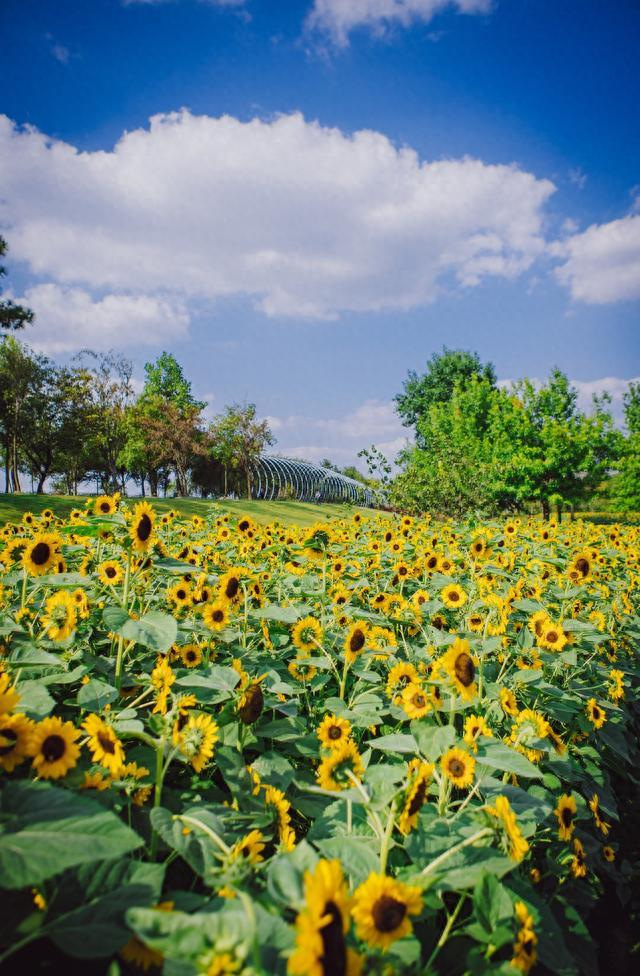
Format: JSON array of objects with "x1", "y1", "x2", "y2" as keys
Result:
[{"x1": 0, "y1": 494, "x2": 387, "y2": 528}]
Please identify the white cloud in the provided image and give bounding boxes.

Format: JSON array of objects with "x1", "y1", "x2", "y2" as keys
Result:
[
  {"x1": 11, "y1": 283, "x2": 189, "y2": 354},
  {"x1": 266, "y1": 399, "x2": 409, "y2": 468},
  {"x1": 552, "y1": 214, "x2": 640, "y2": 304},
  {"x1": 51, "y1": 44, "x2": 70, "y2": 64},
  {"x1": 568, "y1": 167, "x2": 587, "y2": 190},
  {"x1": 0, "y1": 111, "x2": 554, "y2": 321},
  {"x1": 306, "y1": 0, "x2": 491, "y2": 46}
]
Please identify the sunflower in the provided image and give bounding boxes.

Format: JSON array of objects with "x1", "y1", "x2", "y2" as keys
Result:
[
  {"x1": 586, "y1": 698, "x2": 606, "y2": 729},
  {"x1": 351, "y1": 872, "x2": 422, "y2": 951},
  {"x1": 288, "y1": 859, "x2": 358, "y2": 976},
  {"x1": 508, "y1": 709, "x2": 550, "y2": 763},
  {"x1": 288, "y1": 655, "x2": 318, "y2": 683},
  {"x1": 22, "y1": 532, "x2": 61, "y2": 576},
  {"x1": 571, "y1": 838, "x2": 587, "y2": 878},
  {"x1": 440, "y1": 747, "x2": 475, "y2": 789},
  {"x1": 238, "y1": 681, "x2": 265, "y2": 724},
  {"x1": 589, "y1": 794, "x2": 611, "y2": 836},
  {"x1": 151, "y1": 656, "x2": 176, "y2": 715},
  {"x1": 41, "y1": 590, "x2": 77, "y2": 642},
  {"x1": 385, "y1": 662, "x2": 419, "y2": 702},
  {"x1": 500, "y1": 687, "x2": 519, "y2": 716},
  {"x1": 29, "y1": 716, "x2": 81, "y2": 779},
  {"x1": 317, "y1": 714, "x2": 352, "y2": 751},
  {"x1": 441, "y1": 583, "x2": 467, "y2": 609},
  {"x1": 603, "y1": 845, "x2": 615, "y2": 863},
  {"x1": 438, "y1": 638, "x2": 478, "y2": 701},
  {"x1": 167, "y1": 580, "x2": 193, "y2": 609},
  {"x1": 94, "y1": 495, "x2": 118, "y2": 516},
  {"x1": 129, "y1": 501, "x2": 156, "y2": 552},
  {"x1": 398, "y1": 759, "x2": 434, "y2": 835},
  {"x1": 179, "y1": 644, "x2": 203, "y2": 668},
  {"x1": 569, "y1": 552, "x2": 592, "y2": 581},
  {"x1": 511, "y1": 902, "x2": 537, "y2": 973},
  {"x1": 0, "y1": 672, "x2": 20, "y2": 714},
  {"x1": 205, "y1": 953, "x2": 242, "y2": 976},
  {"x1": 264, "y1": 785, "x2": 296, "y2": 851},
  {"x1": 344, "y1": 622, "x2": 369, "y2": 663},
  {"x1": 487, "y1": 795, "x2": 529, "y2": 862},
  {"x1": 317, "y1": 740, "x2": 364, "y2": 791},
  {"x1": 554, "y1": 793, "x2": 577, "y2": 841},
  {"x1": 400, "y1": 682, "x2": 431, "y2": 719},
  {"x1": 607, "y1": 668, "x2": 625, "y2": 702},
  {"x1": 218, "y1": 569, "x2": 245, "y2": 604},
  {"x1": 203, "y1": 600, "x2": 230, "y2": 632},
  {"x1": 0, "y1": 712, "x2": 34, "y2": 772},
  {"x1": 178, "y1": 712, "x2": 219, "y2": 772},
  {"x1": 537, "y1": 620, "x2": 567, "y2": 652},
  {"x1": 463, "y1": 714, "x2": 493, "y2": 752},
  {"x1": 292, "y1": 616, "x2": 324, "y2": 652},
  {"x1": 83, "y1": 713, "x2": 126, "y2": 775},
  {"x1": 230, "y1": 829, "x2": 266, "y2": 865}
]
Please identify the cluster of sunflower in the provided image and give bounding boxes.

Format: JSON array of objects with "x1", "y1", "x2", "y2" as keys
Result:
[{"x1": 0, "y1": 498, "x2": 639, "y2": 974}]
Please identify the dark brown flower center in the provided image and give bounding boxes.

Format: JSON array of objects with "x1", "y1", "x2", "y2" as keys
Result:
[
  {"x1": 407, "y1": 777, "x2": 428, "y2": 817},
  {"x1": 100, "y1": 502, "x2": 111, "y2": 513},
  {"x1": 212, "y1": 609, "x2": 224, "y2": 622},
  {"x1": 42, "y1": 734, "x2": 66, "y2": 762},
  {"x1": 575, "y1": 558, "x2": 589, "y2": 577},
  {"x1": 412, "y1": 693, "x2": 427, "y2": 709},
  {"x1": 546, "y1": 630, "x2": 559, "y2": 643},
  {"x1": 225, "y1": 577, "x2": 240, "y2": 599},
  {"x1": 454, "y1": 653, "x2": 475, "y2": 687},
  {"x1": 239, "y1": 684, "x2": 264, "y2": 725},
  {"x1": 0, "y1": 728, "x2": 18, "y2": 756},
  {"x1": 349, "y1": 629, "x2": 365, "y2": 654},
  {"x1": 136, "y1": 514, "x2": 152, "y2": 542},
  {"x1": 448, "y1": 758, "x2": 465, "y2": 778},
  {"x1": 31, "y1": 542, "x2": 51, "y2": 565},
  {"x1": 105, "y1": 566, "x2": 117, "y2": 579},
  {"x1": 372, "y1": 895, "x2": 407, "y2": 933},
  {"x1": 448, "y1": 590, "x2": 460, "y2": 602},
  {"x1": 561, "y1": 807, "x2": 574, "y2": 828},
  {"x1": 98, "y1": 731, "x2": 116, "y2": 754},
  {"x1": 320, "y1": 902, "x2": 346, "y2": 976},
  {"x1": 328, "y1": 725, "x2": 342, "y2": 740}
]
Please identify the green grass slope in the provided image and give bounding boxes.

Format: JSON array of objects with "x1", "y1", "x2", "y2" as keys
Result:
[{"x1": 0, "y1": 494, "x2": 386, "y2": 528}]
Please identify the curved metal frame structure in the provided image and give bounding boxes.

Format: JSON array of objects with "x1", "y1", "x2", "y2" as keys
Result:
[{"x1": 251, "y1": 455, "x2": 381, "y2": 507}]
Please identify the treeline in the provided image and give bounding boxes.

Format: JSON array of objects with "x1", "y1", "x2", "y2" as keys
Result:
[
  {"x1": 0, "y1": 341, "x2": 274, "y2": 497},
  {"x1": 392, "y1": 348, "x2": 640, "y2": 517}
]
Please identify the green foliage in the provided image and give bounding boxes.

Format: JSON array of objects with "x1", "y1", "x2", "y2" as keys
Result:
[{"x1": 0, "y1": 236, "x2": 33, "y2": 332}]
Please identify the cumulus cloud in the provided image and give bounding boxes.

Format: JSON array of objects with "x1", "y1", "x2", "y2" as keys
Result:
[
  {"x1": 306, "y1": 0, "x2": 491, "y2": 46},
  {"x1": 552, "y1": 214, "x2": 640, "y2": 304},
  {"x1": 0, "y1": 111, "x2": 554, "y2": 322},
  {"x1": 10, "y1": 283, "x2": 189, "y2": 354},
  {"x1": 266, "y1": 399, "x2": 409, "y2": 468}
]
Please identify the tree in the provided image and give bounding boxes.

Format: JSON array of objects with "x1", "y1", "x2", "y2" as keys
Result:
[
  {"x1": 610, "y1": 383, "x2": 640, "y2": 511},
  {"x1": 0, "y1": 237, "x2": 34, "y2": 332},
  {"x1": 134, "y1": 402, "x2": 205, "y2": 496},
  {"x1": 0, "y1": 339, "x2": 45, "y2": 491},
  {"x1": 395, "y1": 347, "x2": 496, "y2": 447},
  {"x1": 141, "y1": 352, "x2": 205, "y2": 413},
  {"x1": 357, "y1": 445, "x2": 392, "y2": 487},
  {"x1": 209, "y1": 404, "x2": 274, "y2": 498},
  {"x1": 75, "y1": 351, "x2": 133, "y2": 493}
]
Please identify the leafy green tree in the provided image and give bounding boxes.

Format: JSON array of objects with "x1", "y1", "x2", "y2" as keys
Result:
[
  {"x1": 75, "y1": 351, "x2": 134, "y2": 493},
  {"x1": 0, "y1": 237, "x2": 34, "y2": 332},
  {"x1": 395, "y1": 347, "x2": 496, "y2": 447},
  {"x1": 610, "y1": 383, "x2": 640, "y2": 511},
  {"x1": 209, "y1": 404, "x2": 274, "y2": 498},
  {"x1": 141, "y1": 352, "x2": 205, "y2": 413},
  {"x1": 0, "y1": 339, "x2": 45, "y2": 491}
]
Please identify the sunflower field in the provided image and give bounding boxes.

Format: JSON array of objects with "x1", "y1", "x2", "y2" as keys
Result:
[{"x1": 0, "y1": 500, "x2": 639, "y2": 975}]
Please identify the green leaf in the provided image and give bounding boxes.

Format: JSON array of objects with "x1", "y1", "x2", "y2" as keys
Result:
[
  {"x1": 367, "y1": 733, "x2": 418, "y2": 754},
  {"x1": 473, "y1": 872, "x2": 513, "y2": 932},
  {"x1": 250, "y1": 604, "x2": 308, "y2": 623},
  {"x1": 77, "y1": 678, "x2": 118, "y2": 712},
  {"x1": 476, "y1": 741, "x2": 543, "y2": 779},
  {"x1": 411, "y1": 722, "x2": 457, "y2": 760},
  {"x1": 316, "y1": 837, "x2": 379, "y2": 885},
  {"x1": 0, "y1": 782, "x2": 143, "y2": 889},
  {"x1": 13, "y1": 679, "x2": 55, "y2": 718},
  {"x1": 121, "y1": 610, "x2": 178, "y2": 653}
]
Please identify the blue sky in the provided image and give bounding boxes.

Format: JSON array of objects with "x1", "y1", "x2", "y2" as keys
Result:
[{"x1": 1, "y1": 0, "x2": 639, "y2": 467}]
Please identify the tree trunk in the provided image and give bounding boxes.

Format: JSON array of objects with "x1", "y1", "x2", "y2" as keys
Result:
[
  {"x1": 541, "y1": 498, "x2": 550, "y2": 520},
  {"x1": 36, "y1": 473, "x2": 47, "y2": 493},
  {"x1": 224, "y1": 466, "x2": 228, "y2": 496},
  {"x1": 149, "y1": 471, "x2": 158, "y2": 497},
  {"x1": 141, "y1": 477, "x2": 146, "y2": 498},
  {"x1": 246, "y1": 466, "x2": 251, "y2": 500}
]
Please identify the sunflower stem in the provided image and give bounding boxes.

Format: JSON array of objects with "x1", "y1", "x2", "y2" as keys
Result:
[
  {"x1": 115, "y1": 548, "x2": 132, "y2": 692},
  {"x1": 379, "y1": 804, "x2": 396, "y2": 873},
  {"x1": 175, "y1": 814, "x2": 231, "y2": 855},
  {"x1": 338, "y1": 656, "x2": 350, "y2": 700},
  {"x1": 20, "y1": 567, "x2": 27, "y2": 609},
  {"x1": 424, "y1": 893, "x2": 466, "y2": 970},
  {"x1": 347, "y1": 798, "x2": 352, "y2": 834},
  {"x1": 150, "y1": 736, "x2": 166, "y2": 859}
]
